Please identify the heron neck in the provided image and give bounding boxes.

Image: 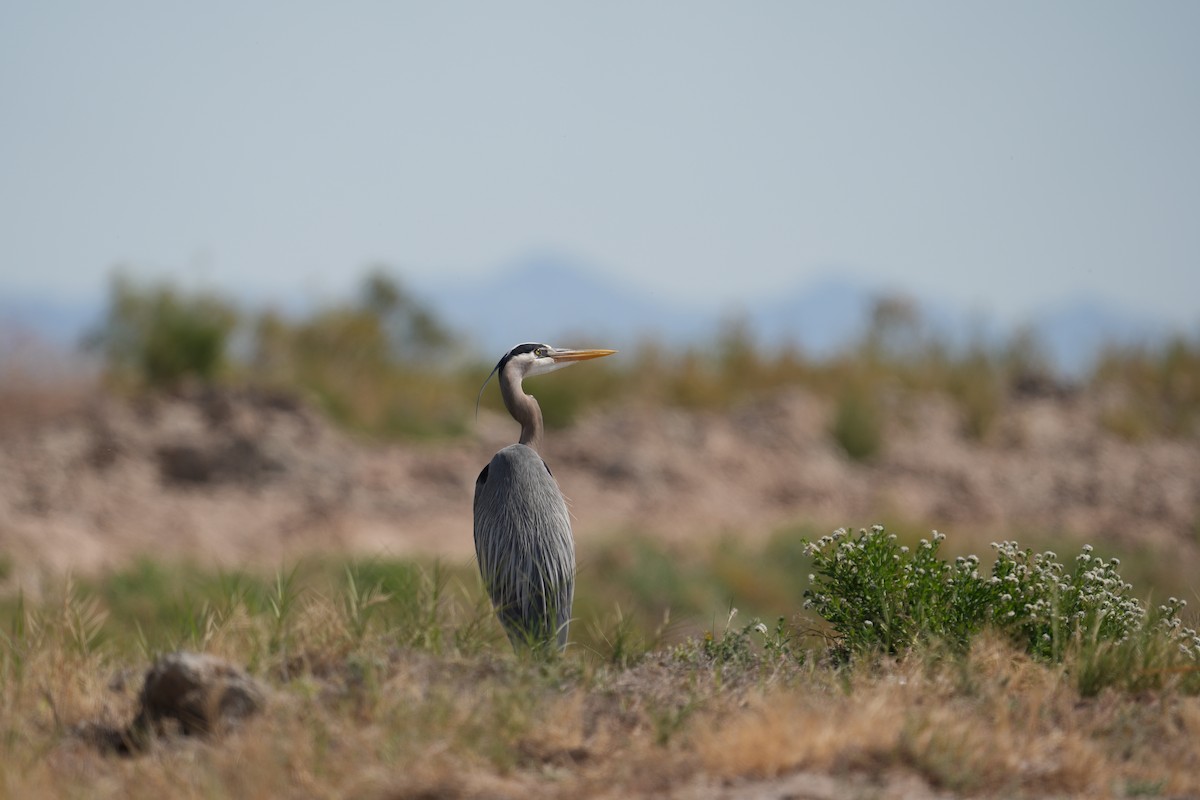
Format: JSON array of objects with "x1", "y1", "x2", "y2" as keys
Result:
[{"x1": 500, "y1": 367, "x2": 544, "y2": 452}]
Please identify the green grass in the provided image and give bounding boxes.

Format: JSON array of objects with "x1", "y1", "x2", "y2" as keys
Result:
[{"x1": 572, "y1": 527, "x2": 824, "y2": 652}]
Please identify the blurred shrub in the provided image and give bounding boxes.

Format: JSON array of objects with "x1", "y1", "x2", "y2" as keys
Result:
[
  {"x1": 944, "y1": 345, "x2": 1003, "y2": 441},
  {"x1": 82, "y1": 273, "x2": 1200, "y2": 445},
  {"x1": 251, "y1": 270, "x2": 467, "y2": 437},
  {"x1": 861, "y1": 295, "x2": 927, "y2": 363},
  {"x1": 88, "y1": 269, "x2": 470, "y2": 438},
  {"x1": 1092, "y1": 336, "x2": 1200, "y2": 440},
  {"x1": 359, "y1": 269, "x2": 456, "y2": 363},
  {"x1": 831, "y1": 380, "x2": 884, "y2": 461},
  {"x1": 86, "y1": 273, "x2": 238, "y2": 389}
]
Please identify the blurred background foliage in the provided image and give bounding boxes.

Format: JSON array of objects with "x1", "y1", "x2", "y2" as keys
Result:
[
  {"x1": 81, "y1": 270, "x2": 1200, "y2": 451},
  {"x1": 9, "y1": 268, "x2": 1199, "y2": 663},
  {"x1": 84, "y1": 273, "x2": 239, "y2": 388}
]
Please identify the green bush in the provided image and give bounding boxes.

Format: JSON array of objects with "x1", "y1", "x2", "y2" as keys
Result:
[
  {"x1": 802, "y1": 527, "x2": 989, "y2": 655},
  {"x1": 1093, "y1": 336, "x2": 1200, "y2": 440},
  {"x1": 87, "y1": 273, "x2": 238, "y2": 388},
  {"x1": 831, "y1": 385, "x2": 884, "y2": 461},
  {"x1": 802, "y1": 526, "x2": 1200, "y2": 666},
  {"x1": 944, "y1": 348, "x2": 1003, "y2": 440},
  {"x1": 251, "y1": 271, "x2": 468, "y2": 438}
]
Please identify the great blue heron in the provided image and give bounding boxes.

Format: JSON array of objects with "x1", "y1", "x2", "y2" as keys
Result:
[{"x1": 473, "y1": 342, "x2": 616, "y2": 652}]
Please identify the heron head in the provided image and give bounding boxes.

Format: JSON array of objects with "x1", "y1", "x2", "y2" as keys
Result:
[
  {"x1": 509, "y1": 343, "x2": 617, "y2": 378},
  {"x1": 476, "y1": 342, "x2": 616, "y2": 415}
]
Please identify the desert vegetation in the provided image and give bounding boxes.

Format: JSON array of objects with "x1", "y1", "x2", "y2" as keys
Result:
[
  {"x1": 1, "y1": 270, "x2": 1198, "y2": 797},
  {"x1": 77, "y1": 271, "x2": 1200, "y2": 449},
  {"x1": 2, "y1": 528, "x2": 1200, "y2": 798}
]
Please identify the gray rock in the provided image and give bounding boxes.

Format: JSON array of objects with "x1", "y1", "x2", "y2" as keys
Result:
[
  {"x1": 132, "y1": 651, "x2": 267, "y2": 739},
  {"x1": 78, "y1": 651, "x2": 267, "y2": 755}
]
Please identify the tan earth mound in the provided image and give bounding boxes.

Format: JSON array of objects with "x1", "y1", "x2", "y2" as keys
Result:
[{"x1": 1, "y1": 386, "x2": 1197, "y2": 591}]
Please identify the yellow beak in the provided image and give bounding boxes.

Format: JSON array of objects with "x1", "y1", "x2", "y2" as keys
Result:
[{"x1": 549, "y1": 348, "x2": 617, "y2": 363}]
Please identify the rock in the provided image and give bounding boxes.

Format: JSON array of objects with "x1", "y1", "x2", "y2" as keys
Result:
[
  {"x1": 155, "y1": 436, "x2": 284, "y2": 486},
  {"x1": 132, "y1": 651, "x2": 267, "y2": 739},
  {"x1": 78, "y1": 651, "x2": 267, "y2": 755}
]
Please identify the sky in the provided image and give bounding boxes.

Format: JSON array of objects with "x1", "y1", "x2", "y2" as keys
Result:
[{"x1": 1, "y1": 2, "x2": 1198, "y2": 327}]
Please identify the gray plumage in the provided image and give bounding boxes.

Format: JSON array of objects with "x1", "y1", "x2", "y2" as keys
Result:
[
  {"x1": 473, "y1": 342, "x2": 615, "y2": 652},
  {"x1": 474, "y1": 443, "x2": 574, "y2": 649}
]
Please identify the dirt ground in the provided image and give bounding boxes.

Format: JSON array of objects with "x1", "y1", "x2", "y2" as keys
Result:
[{"x1": 2, "y1": 384, "x2": 1197, "y2": 594}]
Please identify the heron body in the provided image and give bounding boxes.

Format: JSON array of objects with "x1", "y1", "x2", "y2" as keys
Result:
[
  {"x1": 474, "y1": 443, "x2": 574, "y2": 649},
  {"x1": 473, "y1": 342, "x2": 615, "y2": 652}
]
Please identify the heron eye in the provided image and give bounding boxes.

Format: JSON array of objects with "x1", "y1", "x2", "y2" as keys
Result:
[{"x1": 535, "y1": 347, "x2": 546, "y2": 357}]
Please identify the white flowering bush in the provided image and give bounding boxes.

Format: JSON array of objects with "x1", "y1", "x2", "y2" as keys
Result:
[
  {"x1": 989, "y1": 540, "x2": 1159, "y2": 660},
  {"x1": 803, "y1": 526, "x2": 1200, "y2": 665}
]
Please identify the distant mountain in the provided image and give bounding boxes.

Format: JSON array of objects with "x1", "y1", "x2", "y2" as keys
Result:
[
  {"x1": 1026, "y1": 296, "x2": 1177, "y2": 375},
  {"x1": 0, "y1": 295, "x2": 101, "y2": 349},
  {"x1": 744, "y1": 274, "x2": 877, "y2": 358},
  {"x1": 411, "y1": 255, "x2": 706, "y2": 356},
  {"x1": 416, "y1": 258, "x2": 995, "y2": 361},
  {"x1": 413, "y1": 256, "x2": 891, "y2": 358}
]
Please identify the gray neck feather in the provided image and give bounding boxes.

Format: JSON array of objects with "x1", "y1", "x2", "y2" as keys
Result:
[{"x1": 500, "y1": 364, "x2": 543, "y2": 451}]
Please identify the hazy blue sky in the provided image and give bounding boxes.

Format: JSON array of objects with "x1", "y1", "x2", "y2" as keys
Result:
[{"x1": 2, "y1": 2, "x2": 1197, "y2": 325}]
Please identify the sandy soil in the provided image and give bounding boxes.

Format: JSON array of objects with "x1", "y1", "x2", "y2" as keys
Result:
[{"x1": 1, "y1": 385, "x2": 1197, "y2": 591}]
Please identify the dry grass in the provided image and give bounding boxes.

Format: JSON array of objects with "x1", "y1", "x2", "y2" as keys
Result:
[
  {"x1": 4, "y1": 578, "x2": 1200, "y2": 800},
  {"x1": 695, "y1": 637, "x2": 1200, "y2": 798}
]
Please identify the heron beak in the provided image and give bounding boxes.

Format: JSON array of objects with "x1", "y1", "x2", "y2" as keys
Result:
[{"x1": 549, "y1": 348, "x2": 617, "y2": 363}]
